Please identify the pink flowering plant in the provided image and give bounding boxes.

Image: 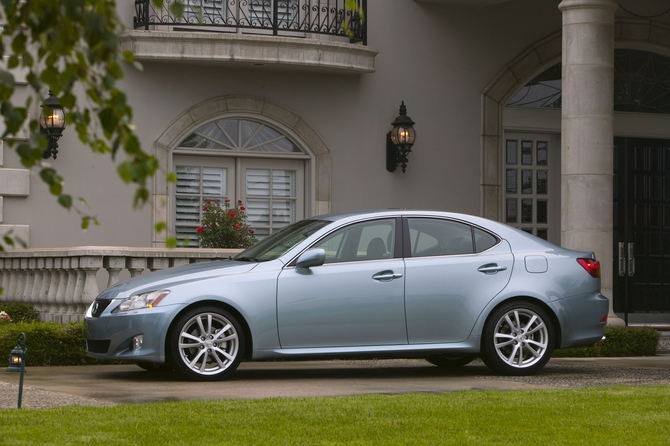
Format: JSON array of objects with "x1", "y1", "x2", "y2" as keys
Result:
[
  {"x1": 0, "y1": 311, "x2": 12, "y2": 326},
  {"x1": 196, "y1": 199, "x2": 257, "y2": 249}
]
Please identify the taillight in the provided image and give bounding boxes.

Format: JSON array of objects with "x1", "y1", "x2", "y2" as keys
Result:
[{"x1": 578, "y1": 258, "x2": 600, "y2": 278}]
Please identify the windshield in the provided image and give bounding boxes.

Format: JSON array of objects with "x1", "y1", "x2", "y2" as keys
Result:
[{"x1": 234, "y1": 219, "x2": 332, "y2": 262}]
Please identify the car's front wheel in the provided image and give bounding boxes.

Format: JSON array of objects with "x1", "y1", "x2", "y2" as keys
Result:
[
  {"x1": 170, "y1": 306, "x2": 245, "y2": 381},
  {"x1": 481, "y1": 301, "x2": 554, "y2": 376}
]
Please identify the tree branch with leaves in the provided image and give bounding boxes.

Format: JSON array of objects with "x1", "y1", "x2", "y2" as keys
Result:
[{"x1": 0, "y1": 0, "x2": 183, "y2": 244}]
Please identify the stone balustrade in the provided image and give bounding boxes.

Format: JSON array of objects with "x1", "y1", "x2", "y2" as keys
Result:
[{"x1": 0, "y1": 246, "x2": 243, "y2": 322}]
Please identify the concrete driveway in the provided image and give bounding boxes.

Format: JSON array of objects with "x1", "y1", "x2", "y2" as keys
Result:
[{"x1": 1, "y1": 357, "x2": 670, "y2": 409}]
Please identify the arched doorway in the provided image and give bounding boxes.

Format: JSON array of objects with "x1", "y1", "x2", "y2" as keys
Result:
[{"x1": 483, "y1": 20, "x2": 670, "y2": 325}]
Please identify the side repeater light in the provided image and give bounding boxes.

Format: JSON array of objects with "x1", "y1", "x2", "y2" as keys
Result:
[{"x1": 578, "y1": 258, "x2": 601, "y2": 278}]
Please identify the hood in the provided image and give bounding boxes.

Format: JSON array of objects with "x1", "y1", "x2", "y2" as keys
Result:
[{"x1": 96, "y1": 260, "x2": 258, "y2": 300}]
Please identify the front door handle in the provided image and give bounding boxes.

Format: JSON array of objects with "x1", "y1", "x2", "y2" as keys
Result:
[
  {"x1": 477, "y1": 264, "x2": 507, "y2": 274},
  {"x1": 618, "y1": 242, "x2": 626, "y2": 276},
  {"x1": 372, "y1": 270, "x2": 403, "y2": 281}
]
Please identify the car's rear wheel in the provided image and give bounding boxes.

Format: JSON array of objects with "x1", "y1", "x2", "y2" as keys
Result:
[
  {"x1": 426, "y1": 354, "x2": 477, "y2": 368},
  {"x1": 170, "y1": 306, "x2": 245, "y2": 381},
  {"x1": 481, "y1": 301, "x2": 554, "y2": 376}
]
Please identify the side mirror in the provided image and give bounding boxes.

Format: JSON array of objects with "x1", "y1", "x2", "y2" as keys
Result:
[{"x1": 296, "y1": 248, "x2": 326, "y2": 269}]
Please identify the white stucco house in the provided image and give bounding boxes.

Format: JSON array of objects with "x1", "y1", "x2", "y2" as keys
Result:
[{"x1": 1, "y1": 0, "x2": 670, "y2": 325}]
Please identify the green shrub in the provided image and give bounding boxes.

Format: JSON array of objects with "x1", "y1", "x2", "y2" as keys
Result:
[
  {"x1": 0, "y1": 302, "x2": 40, "y2": 323},
  {"x1": 0, "y1": 321, "x2": 113, "y2": 366},
  {"x1": 554, "y1": 326, "x2": 661, "y2": 357}
]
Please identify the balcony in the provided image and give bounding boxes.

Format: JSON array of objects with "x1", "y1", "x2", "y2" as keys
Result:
[{"x1": 123, "y1": 0, "x2": 378, "y2": 73}]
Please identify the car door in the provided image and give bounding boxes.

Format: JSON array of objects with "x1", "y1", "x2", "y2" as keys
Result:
[
  {"x1": 276, "y1": 218, "x2": 407, "y2": 348},
  {"x1": 403, "y1": 217, "x2": 514, "y2": 344}
]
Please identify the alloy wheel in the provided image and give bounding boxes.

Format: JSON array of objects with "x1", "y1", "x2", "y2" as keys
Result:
[
  {"x1": 177, "y1": 312, "x2": 240, "y2": 376},
  {"x1": 492, "y1": 308, "x2": 549, "y2": 368}
]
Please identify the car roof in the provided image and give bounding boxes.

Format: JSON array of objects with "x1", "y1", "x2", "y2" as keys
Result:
[{"x1": 307, "y1": 209, "x2": 593, "y2": 256}]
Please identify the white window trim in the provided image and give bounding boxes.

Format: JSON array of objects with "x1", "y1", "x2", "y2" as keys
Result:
[{"x1": 152, "y1": 96, "x2": 331, "y2": 248}]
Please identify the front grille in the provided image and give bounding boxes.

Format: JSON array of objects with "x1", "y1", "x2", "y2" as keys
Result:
[
  {"x1": 91, "y1": 299, "x2": 113, "y2": 318},
  {"x1": 87, "y1": 339, "x2": 111, "y2": 354}
]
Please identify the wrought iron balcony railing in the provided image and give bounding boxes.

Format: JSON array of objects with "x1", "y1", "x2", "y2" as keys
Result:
[{"x1": 134, "y1": 0, "x2": 367, "y2": 45}]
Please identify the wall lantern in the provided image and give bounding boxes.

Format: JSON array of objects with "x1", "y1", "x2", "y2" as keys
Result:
[
  {"x1": 6, "y1": 332, "x2": 27, "y2": 409},
  {"x1": 39, "y1": 89, "x2": 67, "y2": 159},
  {"x1": 386, "y1": 101, "x2": 416, "y2": 173}
]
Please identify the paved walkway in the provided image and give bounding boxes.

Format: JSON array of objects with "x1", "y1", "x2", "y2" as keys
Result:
[{"x1": 1, "y1": 356, "x2": 669, "y2": 409}]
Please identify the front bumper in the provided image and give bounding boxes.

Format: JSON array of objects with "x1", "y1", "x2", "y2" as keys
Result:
[{"x1": 84, "y1": 301, "x2": 182, "y2": 363}]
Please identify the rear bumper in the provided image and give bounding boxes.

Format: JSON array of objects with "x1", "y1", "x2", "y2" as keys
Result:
[{"x1": 551, "y1": 292, "x2": 609, "y2": 349}]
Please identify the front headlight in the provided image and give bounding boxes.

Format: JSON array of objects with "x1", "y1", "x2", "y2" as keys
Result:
[{"x1": 112, "y1": 290, "x2": 170, "y2": 313}]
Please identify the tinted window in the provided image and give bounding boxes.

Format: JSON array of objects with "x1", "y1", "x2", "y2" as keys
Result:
[
  {"x1": 312, "y1": 219, "x2": 396, "y2": 264},
  {"x1": 408, "y1": 219, "x2": 473, "y2": 257},
  {"x1": 474, "y1": 228, "x2": 499, "y2": 252}
]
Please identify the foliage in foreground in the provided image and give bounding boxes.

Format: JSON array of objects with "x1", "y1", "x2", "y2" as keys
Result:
[
  {"x1": 0, "y1": 321, "x2": 109, "y2": 366},
  {"x1": 1, "y1": 386, "x2": 670, "y2": 445},
  {"x1": 0, "y1": 0, "x2": 163, "y2": 226},
  {"x1": 553, "y1": 325, "x2": 661, "y2": 357}
]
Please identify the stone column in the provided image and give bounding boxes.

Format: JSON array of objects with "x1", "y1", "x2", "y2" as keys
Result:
[
  {"x1": 559, "y1": 0, "x2": 623, "y2": 325},
  {"x1": 80, "y1": 256, "x2": 103, "y2": 310},
  {"x1": 104, "y1": 256, "x2": 126, "y2": 289},
  {"x1": 126, "y1": 257, "x2": 147, "y2": 279}
]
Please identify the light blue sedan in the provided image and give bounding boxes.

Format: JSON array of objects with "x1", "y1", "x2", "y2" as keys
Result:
[{"x1": 84, "y1": 210, "x2": 608, "y2": 380}]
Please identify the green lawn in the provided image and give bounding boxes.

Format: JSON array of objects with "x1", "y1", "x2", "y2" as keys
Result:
[{"x1": 1, "y1": 386, "x2": 669, "y2": 445}]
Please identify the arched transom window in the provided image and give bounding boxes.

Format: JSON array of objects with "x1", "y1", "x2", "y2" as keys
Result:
[
  {"x1": 179, "y1": 118, "x2": 303, "y2": 152},
  {"x1": 174, "y1": 118, "x2": 308, "y2": 246}
]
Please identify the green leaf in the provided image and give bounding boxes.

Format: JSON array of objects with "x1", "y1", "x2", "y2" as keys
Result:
[
  {"x1": 107, "y1": 62, "x2": 123, "y2": 79},
  {"x1": 155, "y1": 222, "x2": 167, "y2": 233},
  {"x1": 166, "y1": 237, "x2": 177, "y2": 249},
  {"x1": 21, "y1": 52, "x2": 33, "y2": 68},
  {"x1": 117, "y1": 162, "x2": 132, "y2": 183},
  {"x1": 50, "y1": 182, "x2": 63, "y2": 195},
  {"x1": 98, "y1": 108, "x2": 119, "y2": 137},
  {"x1": 3, "y1": 236, "x2": 14, "y2": 246},
  {"x1": 7, "y1": 55, "x2": 19, "y2": 69},
  {"x1": 58, "y1": 194, "x2": 73, "y2": 209},
  {"x1": 40, "y1": 66, "x2": 59, "y2": 86},
  {"x1": 0, "y1": 70, "x2": 15, "y2": 89},
  {"x1": 39, "y1": 168, "x2": 58, "y2": 184},
  {"x1": 59, "y1": 92, "x2": 76, "y2": 109},
  {"x1": 167, "y1": 172, "x2": 177, "y2": 183},
  {"x1": 11, "y1": 33, "x2": 27, "y2": 54},
  {"x1": 15, "y1": 236, "x2": 27, "y2": 249},
  {"x1": 81, "y1": 217, "x2": 90, "y2": 230},
  {"x1": 169, "y1": 2, "x2": 185, "y2": 18}
]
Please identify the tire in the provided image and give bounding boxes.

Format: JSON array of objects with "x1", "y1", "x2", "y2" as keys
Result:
[
  {"x1": 481, "y1": 301, "x2": 554, "y2": 376},
  {"x1": 426, "y1": 354, "x2": 477, "y2": 368},
  {"x1": 134, "y1": 362, "x2": 173, "y2": 372},
  {"x1": 170, "y1": 306, "x2": 245, "y2": 381}
]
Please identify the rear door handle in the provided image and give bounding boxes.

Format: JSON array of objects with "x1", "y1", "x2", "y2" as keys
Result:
[
  {"x1": 477, "y1": 264, "x2": 507, "y2": 274},
  {"x1": 372, "y1": 271, "x2": 403, "y2": 281}
]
